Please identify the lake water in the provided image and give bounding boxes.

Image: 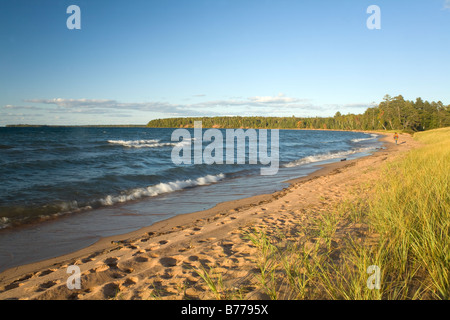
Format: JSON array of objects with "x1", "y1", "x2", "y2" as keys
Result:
[{"x1": 0, "y1": 127, "x2": 383, "y2": 271}]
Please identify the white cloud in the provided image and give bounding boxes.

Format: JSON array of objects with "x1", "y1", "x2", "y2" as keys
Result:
[
  {"x1": 3, "y1": 104, "x2": 44, "y2": 110},
  {"x1": 444, "y1": 0, "x2": 450, "y2": 9},
  {"x1": 5, "y1": 94, "x2": 367, "y2": 121},
  {"x1": 248, "y1": 93, "x2": 301, "y2": 104},
  {"x1": 23, "y1": 98, "x2": 214, "y2": 116},
  {"x1": 24, "y1": 98, "x2": 116, "y2": 108},
  {"x1": 21, "y1": 95, "x2": 313, "y2": 114}
]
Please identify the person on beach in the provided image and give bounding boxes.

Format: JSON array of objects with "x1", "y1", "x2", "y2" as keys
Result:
[{"x1": 394, "y1": 132, "x2": 399, "y2": 145}]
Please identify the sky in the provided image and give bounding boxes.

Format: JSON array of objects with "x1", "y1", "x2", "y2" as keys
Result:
[{"x1": 1, "y1": 0, "x2": 450, "y2": 126}]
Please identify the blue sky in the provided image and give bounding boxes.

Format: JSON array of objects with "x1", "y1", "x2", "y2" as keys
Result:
[{"x1": 1, "y1": 0, "x2": 450, "y2": 125}]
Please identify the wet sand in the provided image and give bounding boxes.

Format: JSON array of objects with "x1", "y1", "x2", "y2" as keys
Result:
[{"x1": 0, "y1": 132, "x2": 419, "y2": 300}]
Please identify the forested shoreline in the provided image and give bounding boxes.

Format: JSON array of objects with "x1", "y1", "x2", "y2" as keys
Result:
[{"x1": 147, "y1": 95, "x2": 450, "y2": 132}]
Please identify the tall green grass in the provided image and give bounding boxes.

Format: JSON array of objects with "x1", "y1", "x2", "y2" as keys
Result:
[
  {"x1": 366, "y1": 127, "x2": 450, "y2": 299},
  {"x1": 196, "y1": 127, "x2": 450, "y2": 300},
  {"x1": 316, "y1": 127, "x2": 449, "y2": 299}
]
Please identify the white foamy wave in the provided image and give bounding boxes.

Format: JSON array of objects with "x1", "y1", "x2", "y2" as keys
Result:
[
  {"x1": 108, "y1": 139, "x2": 177, "y2": 148},
  {"x1": 0, "y1": 217, "x2": 10, "y2": 229},
  {"x1": 283, "y1": 147, "x2": 375, "y2": 168},
  {"x1": 351, "y1": 137, "x2": 372, "y2": 143},
  {"x1": 108, "y1": 138, "x2": 196, "y2": 148},
  {"x1": 175, "y1": 137, "x2": 196, "y2": 148},
  {"x1": 99, "y1": 173, "x2": 225, "y2": 206},
  {"x1": 351, "y1": 133, "x2": 379, "y2": 143}
]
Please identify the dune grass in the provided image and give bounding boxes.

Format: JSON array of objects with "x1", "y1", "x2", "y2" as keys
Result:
[
  {"x1": 317, "y1": 127, "x2": 448, "y2": 300},
  {"x1": 365, "y1": 127, "x2": 450, "y2": 299},
  {"x1": 307, "y1": 127, "x2": 449, "y2": 299},
  {"x1": 194, "y1": 127, "x2": 449, "y2": 300}
]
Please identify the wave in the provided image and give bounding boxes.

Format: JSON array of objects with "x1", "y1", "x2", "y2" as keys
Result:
[
  {"x1": 107, "y1": 138, "x2": 195, "y2": 148},
  {"x1": 351, "y1": 134, "x2": 379, "y2": 143},
  {"x1": 0, "y1": 201, "x2": 93, "y2": 230},
  {"x1": 283, "y1": 147, "x2": 376, "y2": 168},
  {"x1": 0, "y1": 173, "x2": 226, "y2": 229},
  {"x1": 99, "y1": 173, "x2": 225, "y2": 206},
  {"x1": 107, "y1": 139, "x2": 176, "y2": 148},
  {"x1": 0, "y1": 217, "x2": 10, "y2": 229}
]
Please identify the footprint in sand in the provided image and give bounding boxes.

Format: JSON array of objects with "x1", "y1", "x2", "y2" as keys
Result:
[
  {"x1": 110, "y1": 272, "x2": 126, "y2": 279},
  {"x1": 94, "y1": 257, "x2": 119, "y2": 272},
  {"x1": 159, "y1": 257, "x2": 178, "y2": 267},
  {"x1": 36, "y1": 280, "x2": 60, "y2": 292},
  {"x1": 188, "y1": 227, "x2": 202, "y2": 235},
  {"x1": 121, "y1": 277, "x2": 138, "y2": 288},
  {"x1": 81, "y1": 257, "x2": 94, "y2": 263},
  {"x1": 104, "y1": 257, "x2": 119, "y2": 268},
  {"x1": 134, "y1": 256, "x2": 149, "y2": 263},
  {"x1": 121, "y1": 267, "x2": 134, "y2": 274},
  {"x1": 91, "y1": 265, "x2": 107, "y2": 273},
  {"x1": 83, "y1": 252, "x2": 101, "y2": 262},
  {"x1": 160, "y1": 271, "x2": 173, "y2": 280},
  {"x1": 198, "y1": 258, "x2": 213, "y2": 268},
  {"x1": 37, "y1": 269, "x2": 56, "y2": 277},
  {"x1": 18, "y1": 274, "x2": 34, "y2": 282},
  {"x1": 1, "y1": 281, "x2": 22, "y2": 292},
  {"x1": 116, "y1": 260, "x2": 135, "y2": 274},
  {"x1": 102, "y1": 282, "x2": 120, "y2": 299},
  {"x1": 220, "y1": 242, "x2": 234, "y2": 256}
]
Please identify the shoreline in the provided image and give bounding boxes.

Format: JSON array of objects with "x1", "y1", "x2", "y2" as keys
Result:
[{"x1": 0, "y1": 131, "x2": 417, "y2": 300}]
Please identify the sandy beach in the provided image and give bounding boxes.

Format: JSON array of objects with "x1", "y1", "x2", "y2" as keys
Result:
[{"x1": 0, "y1": 132, "x2": 420, "y2": 300}]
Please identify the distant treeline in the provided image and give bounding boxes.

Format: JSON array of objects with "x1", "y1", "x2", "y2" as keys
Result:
[
  {"x1": 5, "y1": 124, "x2": 147, "y2": 128},
  {"x1": 147, "y1": 95, "x2": 450, "y2": 132}
]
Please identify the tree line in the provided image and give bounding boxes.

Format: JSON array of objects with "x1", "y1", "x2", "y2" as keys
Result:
[{"x1": 147, "y1": 95, "x2": 450, "y2": 132}]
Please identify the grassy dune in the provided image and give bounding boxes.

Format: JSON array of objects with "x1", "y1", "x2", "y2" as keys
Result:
[
  {"x1": 366, "y1": 127, "x2": 450, "y2": 299},
  {"x1": 196, "y1": 127, "x2": 450, "y2": 300}
]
